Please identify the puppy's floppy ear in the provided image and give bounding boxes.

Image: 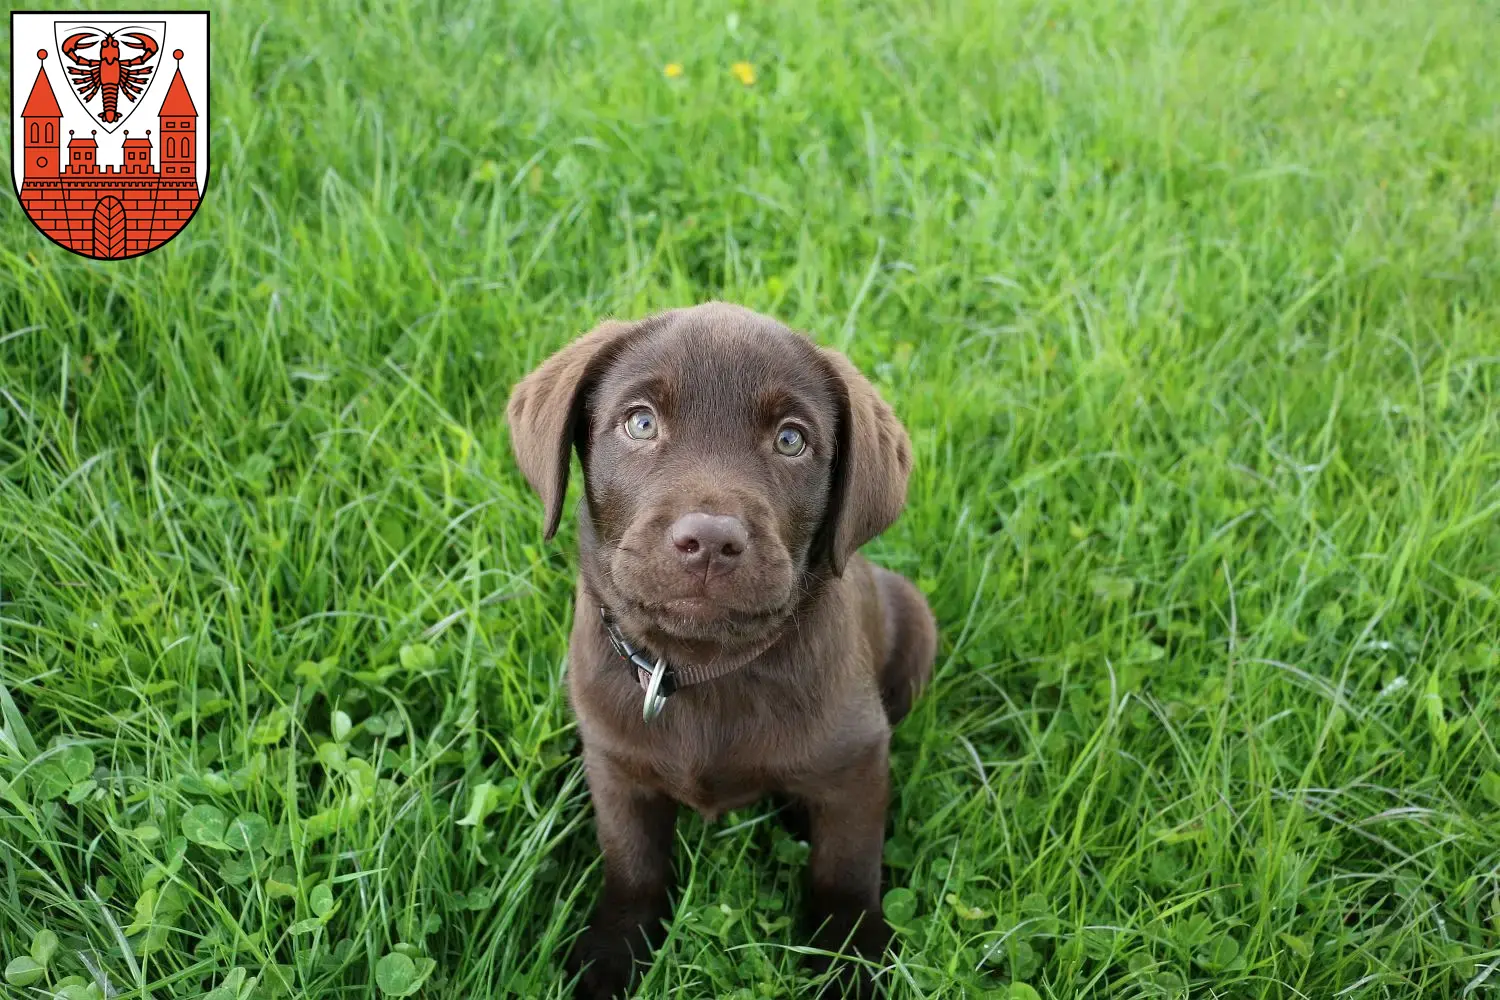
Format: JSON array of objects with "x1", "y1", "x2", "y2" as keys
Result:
[
  {"x1": 506, "y1": 319, "x2": 641, "y2": 540},
  {"x1": 815, "y1": 346, "x2": 914, "y2": 576}
]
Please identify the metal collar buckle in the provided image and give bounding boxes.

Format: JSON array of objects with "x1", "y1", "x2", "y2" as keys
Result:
[
  {"x1": 600, "y1": 608, "x2": 674, "y2": 722},
  {"x1": 639, "y1": 656, "x2": 669, "y2": 722}
]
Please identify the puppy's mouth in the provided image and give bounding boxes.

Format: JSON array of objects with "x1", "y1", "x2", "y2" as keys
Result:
[
  {"x1": 620, "y1": 590, "x2": 790, "y2": 645},
  {"x1": 658, "y1": 595, "x2": 731, "y2": 619},
  {"x1": 603, "y1": 557, "x2": 796, "y2": 649}
]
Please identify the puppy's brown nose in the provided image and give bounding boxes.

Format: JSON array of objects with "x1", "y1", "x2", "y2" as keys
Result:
[{"x1": 670, "y1": 512, "x2": 748, "y2": 570}]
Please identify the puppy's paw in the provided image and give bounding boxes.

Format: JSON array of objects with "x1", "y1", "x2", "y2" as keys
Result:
[
  {"x1": 806, "y1": 954, "x2": 881, "y2": 1000},
  {"x1": 565, "y1": 928, "x2": 638, "y2": 1000},
  {"x1": 854, "y1": 912, "x2": 894, "y2": 958},
  {"x1": 806, "y1": 910, "x2": 892, "y2": 998}
]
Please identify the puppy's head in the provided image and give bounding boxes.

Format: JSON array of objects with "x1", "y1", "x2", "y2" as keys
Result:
[{"x1": 507, "y1": 303, "x2": 911, "y2": 651}]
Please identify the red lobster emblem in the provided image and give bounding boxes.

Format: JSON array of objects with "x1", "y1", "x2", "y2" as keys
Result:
[{"x1": 60, "y1": 29, "x2": 159, "y2": 124}]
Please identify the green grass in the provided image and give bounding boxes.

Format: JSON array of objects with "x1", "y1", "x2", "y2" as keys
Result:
[{"x1": 2, "y1": 0, "x2": 1499, "y2": 996}]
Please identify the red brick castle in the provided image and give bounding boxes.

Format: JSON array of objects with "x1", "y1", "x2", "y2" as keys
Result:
[{"x1": 18, "y1": 48, "x2": 200, "y2": 259}]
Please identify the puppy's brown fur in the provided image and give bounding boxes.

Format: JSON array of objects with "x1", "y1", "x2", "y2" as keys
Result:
[{"x1": 507, "y1": 303, "x2": 936, "y2": 998}]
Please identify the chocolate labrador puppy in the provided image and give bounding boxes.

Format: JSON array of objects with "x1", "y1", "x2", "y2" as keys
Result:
[{"x1": 506, "y1": 303, "x2": 936, "y2": 998}]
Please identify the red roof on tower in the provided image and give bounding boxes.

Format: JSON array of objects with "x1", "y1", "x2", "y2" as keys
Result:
[
  {"x1": 21, "y1": 65, "x2": 63, "y2": 118},
  {"x1": 159, "y1": 67, "x2": 197, "y2": 116}
]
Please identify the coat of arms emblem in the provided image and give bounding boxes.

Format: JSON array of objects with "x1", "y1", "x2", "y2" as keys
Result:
[{"x1": 10, "y1": 11, "x2": 209, "y2": 260}]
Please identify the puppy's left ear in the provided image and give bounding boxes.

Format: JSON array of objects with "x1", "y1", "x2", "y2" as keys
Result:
[
  {"x1": 814, "y1": 347, "x2": 914, "y2": 576},
  {"x1": 506, "y1": 319, "x2": 642, "y2": 540}
]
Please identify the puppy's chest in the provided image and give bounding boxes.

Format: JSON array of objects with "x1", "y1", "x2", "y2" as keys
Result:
[{"x1": 602, "y1": 691, "x2": 813, "y2": 820}]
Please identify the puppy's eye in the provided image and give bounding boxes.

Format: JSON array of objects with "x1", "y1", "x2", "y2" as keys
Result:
[
  {"x1": 773, "y1": 425, "x2": 806, "y2": 456},
  {"x1": 624, "y1": 407, "x2": 659, "y2": 440}
]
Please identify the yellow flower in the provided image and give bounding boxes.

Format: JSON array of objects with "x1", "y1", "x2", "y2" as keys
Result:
[
  {"x1": 664, "y1": 62, "x2": 683, "y2": 79},
  {"x1": 731, "y1": 61, "x2": 756, "y2": 86}
]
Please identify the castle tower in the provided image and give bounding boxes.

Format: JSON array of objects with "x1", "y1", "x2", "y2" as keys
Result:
[
  {"x1": 122, "y1": 131, "x2": 153, "y2": 175},
  {"x1": 158, "y1": 52, "x2": 198, "y2": 182},
  {"x1": 20, "y1": 51, "x2": 62, "y2": 182},
  {"x1": 67, "y1": 131, "x2": 99, "y2": 174}
]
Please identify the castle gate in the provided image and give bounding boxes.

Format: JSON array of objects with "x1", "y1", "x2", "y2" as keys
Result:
[{"x1": 92, "y1": 196, "x2": 127, "y2": 259}]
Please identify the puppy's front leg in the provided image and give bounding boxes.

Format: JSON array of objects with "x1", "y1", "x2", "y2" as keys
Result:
[
  {"x1": 800, "y1": 743, "x2": 893, "y2": 996},
  {"x1": 568, "y1": 752, "x2": 677, "y2": 1000}
]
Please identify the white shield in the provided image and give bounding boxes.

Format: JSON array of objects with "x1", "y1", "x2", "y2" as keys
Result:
[{"x1": 12, "y1": 11, "x2": 210, "y2": 260}]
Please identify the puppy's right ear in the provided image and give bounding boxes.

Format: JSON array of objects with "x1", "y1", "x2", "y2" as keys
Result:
[{"x1": 506, "y1": 319, "x2": 641, "y2": 540}]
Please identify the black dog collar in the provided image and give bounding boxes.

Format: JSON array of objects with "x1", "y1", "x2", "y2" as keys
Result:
[
  {"x1": 598, "y1": 606, "x2": 779, "y2": 723},
  {"x1": 600, "y1": 608, "x2": 676, "y2": 721}
]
